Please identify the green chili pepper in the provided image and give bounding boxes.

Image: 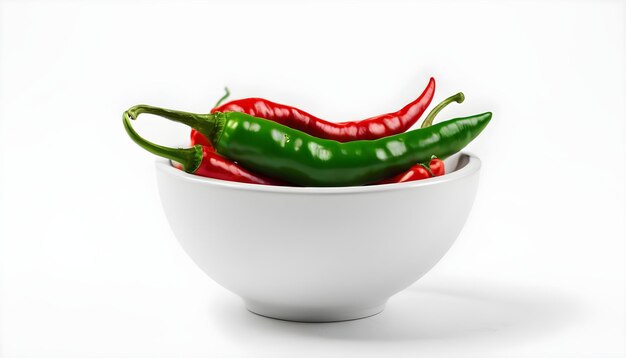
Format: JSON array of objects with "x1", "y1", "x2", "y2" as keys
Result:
[{"x1": 124, "y1": 99, "x2": 490, "y2": 186}]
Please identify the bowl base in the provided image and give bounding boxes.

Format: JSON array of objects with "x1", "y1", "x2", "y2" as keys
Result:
[{"x1": 244, "y1": 299, "x2": 386, "y2": 323}]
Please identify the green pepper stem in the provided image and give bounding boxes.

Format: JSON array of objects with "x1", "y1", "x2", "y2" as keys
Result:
[
  {"x1": 123, "y1": 111, "x2": 202, "y2": 173},
  {"x1": 213, "y1": 87, "x2": 231, "y2": 109},
  {"x1": 126, "y1": 104, "x2": 218, "y2": 140},
  {"x1": 421, "y1": 92, "x2": 465, "y2": 128}
]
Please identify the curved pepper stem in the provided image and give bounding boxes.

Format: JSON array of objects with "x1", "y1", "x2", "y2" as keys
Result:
[
  {"x1": 421, "y1": 92, "x2": 465, "y2": 128},
  {"x1": 126, "y1": 104, "x2": 218, "y2": 141},
  {"x1": 213, "y1": 87, "x2": 231, "y2": 109},
  {"x1": 123, "y1": 111, "x2": 203, "y2": 173}
]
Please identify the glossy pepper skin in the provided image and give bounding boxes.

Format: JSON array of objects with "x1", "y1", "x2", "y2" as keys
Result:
[
  {"x1": 429, "y1": 157, "x2": 445, "y2": 177},
  {"x1": 124, "y1": 103, "x2": 490, "y2": 187},
  {"x1": 123, "y1": 113, "x2": 284, "y2": 185},
  {"x1": 190, "y1": 90, "x2": 460, "y2": 185},
  {"x1": 379, "y1": 163, "x2": 431, "y2": 184},
  {"x1": 380, "y1": 156, "x2": 445, "y2": 184},
  {"x1": 191, "y1": 128, "x2": 214, "y2": 149},
  {"x1": 191, "y1": 78, "x2": 436, "y2": 145}
]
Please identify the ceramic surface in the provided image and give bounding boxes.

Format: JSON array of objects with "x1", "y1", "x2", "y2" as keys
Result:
[{"x1": 155, "y1": 153, "x2": 481, "y2": 322}]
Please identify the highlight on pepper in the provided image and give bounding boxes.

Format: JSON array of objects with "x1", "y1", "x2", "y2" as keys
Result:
[{"x1": 123, "y1": 78, "x2": 491, "y2": 187}]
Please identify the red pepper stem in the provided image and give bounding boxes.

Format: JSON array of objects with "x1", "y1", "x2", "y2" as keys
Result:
[
  {"x1": 123, "y1": 111, "x2": 202, "y2": 173},
  {"x1": 213, "y1": 87, "x2": 231, "y2": 109},
  {"x1": 421, "y1": 92, "x2": 465, "y2": 128}
]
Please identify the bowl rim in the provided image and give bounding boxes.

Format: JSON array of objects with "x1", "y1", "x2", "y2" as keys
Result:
[{"x1": 155, "y1": 152, "x2": 480, "y2": 194}]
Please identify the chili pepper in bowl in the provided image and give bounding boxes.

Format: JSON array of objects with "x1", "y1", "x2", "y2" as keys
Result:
[
  {"x1": 192, "y1": 90, "x2": 458, "y2": 185},
  {"x1": 378, "y1": 163, "x2": 432, "y2": 184},
  {"x1": 429, "y1": 156, "x2": 445, "y2": 177},
  {"x1": 188, "y1": 88, "x2": 456, "y2": 183},
  {"x1": 190, "y1": 77, "x2": 436, "y2": 145},
  {"x1": 379, "y1": 156, "x2": 445, "y2": 184},
  {"x1": 123, "y1": 114, "x2": 284, "y2": 185},
  {"x1": 124, "y1": 93, "x2": 490, "y2": 187}
]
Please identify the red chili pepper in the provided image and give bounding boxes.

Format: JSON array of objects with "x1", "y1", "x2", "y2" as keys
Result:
[
  {"x1": 379, "y1": 163, "x2": 432, "y2": 184},
  {"x1": 429, "y1": 156, "x2": 445, "y2": 177},
  {"x1": 190, "y1": 78, "x2": 436, "y2": 145},
  {"x1": 191, "y1": 127, "x2": 213, "y2": 148},
  {"x1": 379, "y1": 156, "x2": 445, "y2": 184}
]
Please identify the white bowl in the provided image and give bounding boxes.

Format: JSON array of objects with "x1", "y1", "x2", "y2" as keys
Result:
[{"x1": 155, "y1": 153, "x2": 480, "y2": 322}]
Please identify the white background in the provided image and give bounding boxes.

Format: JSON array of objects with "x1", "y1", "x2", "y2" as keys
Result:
[{"x1": 0, "y1": 1, "x2": 624, "y2": 357}]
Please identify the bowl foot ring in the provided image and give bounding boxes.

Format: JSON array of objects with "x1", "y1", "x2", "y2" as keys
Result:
[{"x1": 244, "y1": 299, "x2": 386, "y2": 323}]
